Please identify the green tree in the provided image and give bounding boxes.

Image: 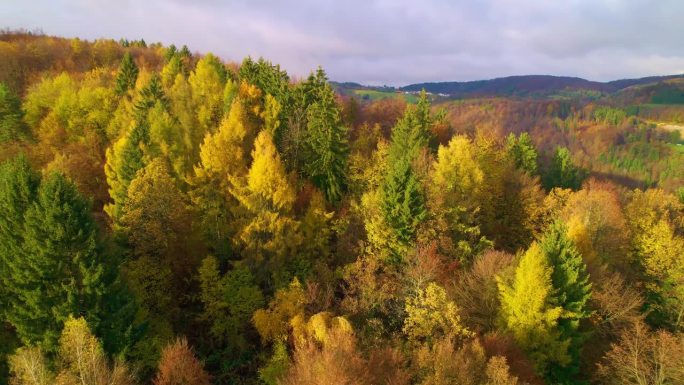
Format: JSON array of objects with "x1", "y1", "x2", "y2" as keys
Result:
[
  {"x1": 115, "y1": 52, "x2": 139, "y2": 96},
  {"x1": 506, "y1": 132, "x2": 538, "y2": 174},
  {"x1": 539, "y1": 221, "x2": 592, "y2": 382},
  {"x1": 380, "y1": 109, "x2": 429, "y2": 260},
  {"x1": 7, "y1": 172, "x2": 106, "y2": 352},
  {"x1": 0, "y1": 83, "x2": 27, "y2": 142},
  {"x1": 303, "y1": 77, "x2": 349, "y2": 203},
  {"x1": 544, "y1": 146, "x2": 584, "y2": 190}
]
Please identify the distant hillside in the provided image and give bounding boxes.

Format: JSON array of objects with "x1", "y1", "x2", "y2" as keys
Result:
[
  {"x1": 334, "y1": 74, "x2": 684, "y2": 100},
  {"x1": 402, "y1": 74, "x2": 684, "y2": 98}
]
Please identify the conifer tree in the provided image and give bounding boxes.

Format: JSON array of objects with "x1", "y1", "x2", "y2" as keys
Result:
[
  {"x1": 497, "y1": 243, "x2": 570, "y2": 376},
  {"x1": 0, "y1": 83, "x2": 28, "y2": 142},
  {"x1": 234, "y1": 131, "x2": 301, "y2": 287},
  {"x1": 115, "y1": 52, "x2": 139, "y2": 96},
  {"x1": 506, "y1": 132, "x2": 538, "y2": 174},
  {"x1": 539, "y1": 221, "x2": 592, "y2": 382},
  {"x1": 380, "y1": 109, "x2": 429, "y2": 260},
  {"x1": 303, "y1": 80, "x2": 349, "y2": 203},
  {"x1": 544, "y1": 146, "x2": 585, "y2": 190},
  {"x1": 0, "y1": 156, "x2": 39, "y2": 318},
  {"x1": 8, "y1": 172, "x2": 106, "y2": 352}
]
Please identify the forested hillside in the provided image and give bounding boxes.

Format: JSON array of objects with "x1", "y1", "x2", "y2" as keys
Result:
[{"x1": 1, "y1": 31, "x2": 684, "y2": 385}]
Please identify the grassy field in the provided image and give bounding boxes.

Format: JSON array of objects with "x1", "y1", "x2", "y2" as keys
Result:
[{"x1": 352, "y1": 89, "x2": 419, "y2": 103}]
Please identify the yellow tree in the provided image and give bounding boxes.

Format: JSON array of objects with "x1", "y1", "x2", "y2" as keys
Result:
[
  {"x1": 425, "y1": 135, "x2": 490, "y2": 262},
  {"x1": 497, "y1": 243, "x2": 570, "y2": 376},
  {"x1": 234, "y1": 130, "x2": 301, "y2": 287},
  {"x1": 189, "y1": 53, "x2": 226, "y2": 136}
]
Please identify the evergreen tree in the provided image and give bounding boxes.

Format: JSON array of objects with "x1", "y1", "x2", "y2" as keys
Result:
[
  {"x1": 303, "y1": 79, "x2": 349, "y2": 203},
  {"x1": 0, "y1": 83, "x2": 28, "y2": 142},
  {"x1": 7, "y1": 172, "x2": 107, "y2": 352},
  {"x1": 497, "y1": 243, "x2": 570, "y2": 377},
  {"x1": 544, "y1": 146, "x2": 584, "y2": 190},
  {"x1": 115, "y1": 52, "x2": 139, "y2": 96},
  {"x1": 380, "y1": 109, "x2": 429, "y2": 260},
  {"x1": 134, "y1": 74, "x2": 168, "y2": 118},
  {"x1": 539, "y1": 221, "x2": 592, "y2": 382},
  {"x1": 506, "y1": 132, "x2": 538, "y2": 174}
]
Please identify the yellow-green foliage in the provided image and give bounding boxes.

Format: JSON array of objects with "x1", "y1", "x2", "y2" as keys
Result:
[
  {"x1": 403, "y1": 282, "x2": 472, "y2": 344},
  {"x1": 497, "y1": 243, "x2": 570, "y2": 373},
  {"x1": 253, "y1": 279, "x2": 306, "y2": 343}
]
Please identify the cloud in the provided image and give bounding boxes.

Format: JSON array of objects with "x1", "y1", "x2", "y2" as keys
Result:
[{"x1": 3, "y1": 0, "x2": 684, "y2": 85}]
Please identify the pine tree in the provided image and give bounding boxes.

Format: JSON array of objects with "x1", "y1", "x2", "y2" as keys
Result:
[
  {"x1": 303, "y1": 79, "x2": 349, "y2": 203},
  {"x1": 539, "y1": 221, "x2": 592, "y2": 382},
  {"x1": 497, "y1": 243, "x2": 570, "y2": 376},
  {"x1": 115, "y1": 52, "x2": 139, "y2": 96}
]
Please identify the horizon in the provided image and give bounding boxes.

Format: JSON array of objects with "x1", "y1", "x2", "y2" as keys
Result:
[{"x1": 4, "y1": 0, "x2": 684, "y2": 86}]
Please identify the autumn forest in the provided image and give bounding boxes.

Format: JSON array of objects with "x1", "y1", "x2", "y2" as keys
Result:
[{"x1": 1, "y1": 31, "x2": 684, "y2": 385}]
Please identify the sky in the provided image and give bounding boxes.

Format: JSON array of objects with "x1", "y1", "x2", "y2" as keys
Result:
[{"x1": 3, "y1": 0, "x2": 684, "y2": 86}]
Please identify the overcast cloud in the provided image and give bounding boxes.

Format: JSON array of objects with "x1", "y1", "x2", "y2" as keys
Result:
[{"x1": 3, "y1": 0, "x2": 684, "y2": 85}]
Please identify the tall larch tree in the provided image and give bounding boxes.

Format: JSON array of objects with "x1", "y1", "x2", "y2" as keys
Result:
[
  {"x1": 497, "y1": 243, "x2": 570, "y2": 378},
  {"x1": 115, "y1": 52, "x2": 139, "y2": 96},
  {"x1": 234, "y1": 131, "x2": 301, "y2": 288},
  {"x1": 189, "y1": 53, "x2": 227, "y2": 136}
]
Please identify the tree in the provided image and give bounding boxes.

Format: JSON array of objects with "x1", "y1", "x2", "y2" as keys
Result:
[
  {"x1": 0, "y1": 82, "x2": 27, "y2": 142},
  {"x1": 154, "y1": 338, "x2": 212, "y2": 385},
  {"x1": 6, "y1": 172, "x2": 106, "y2": 352},
  {"x1": 303, "y1": 78, "x2": 349, "y2": 203},
  {"x1": 380, "y1": 108, "x2": 429, "y2": 260},
  {"x1": 234, "y1": 131, "x2": 301, "y2": 286},
  {"x1": 403, "y1": 282, "x2": 471, "y2": 345},
  {"x1": 543, "y1": 146, "x2": 585, "y2": 190},
  {"x1": 497, "y1": 243, "x2": 570, "y2": 376},
  {"x1": 7, "y1": 347, "x2": 52, "y2": 385},
  {"x1": 104, "y1": 121, "x2": 148, "y2": 222},
  {"x1": 198, "y1": 256, "x2": 264, "y2": 347},
  {"x1": 506, "y1": 132, "x2": 538, "y2": 174},
  {"x1": 426, "y1": 135, "x2": 490, "y2": 262},
  {"x1": 115, "y1": 52, "x2": 139, "y2": 96},
  {"x1": 539, "y1": 221, "x2": 592, "y2": 381},
  {"x1": 189, "y1": 53, "x2": 226, "y2": 135},
  {"x1": 625, "y1": 189, "x2": 684, "y2": 330},
  {"x1": 597, "y1": 320, "x2": 684, "y2": 385},
  {"x1": 56, "y1": 317, "x2": 135, "y2": 385}
]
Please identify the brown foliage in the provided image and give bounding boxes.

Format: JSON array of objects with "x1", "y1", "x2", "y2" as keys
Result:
[
  {"x1": 154, "y1": 338, "x2": 211, "y2": 385},
  {"x1": 597, "y1": 321, "x2": 684, "y2": 385}
]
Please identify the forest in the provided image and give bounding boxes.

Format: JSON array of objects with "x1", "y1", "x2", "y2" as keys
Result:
[{"x1": 1, "y1": 31, "x2": 684, "y2": 385}]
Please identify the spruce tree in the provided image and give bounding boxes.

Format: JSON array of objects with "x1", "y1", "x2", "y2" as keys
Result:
[
  {"x1": 544, "y1": 146, "x2": 585, "y2": 190},
  {"x1": 0, "y1": 156, "x2": 40, "y2": 317},
  {"x1": 8, "y1": 172, "x2": 105, "y2": 351},
  {"x1": 0, "y1": 83, "x2": 28, "y2": 142},
  {"x1": 115, "y1": 52, "x2": 139, "y2": 96},
  {"x1": 540, "y1": 221, "x2": 592, "y2": 382},
  {"x1": 303, "y1": 80, "x2": 349, "y2": 203},
  {"x1": 380, "y1": 109, "x2": 429, "y2": 260},
  {"x1": 506, "y1": 132, "x2": 538, "y2": 174}
]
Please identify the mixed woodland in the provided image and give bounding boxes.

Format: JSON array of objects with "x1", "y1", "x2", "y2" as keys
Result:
[{"x1": 1, "y1": 31, "x2": 684, "y2": 385}]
